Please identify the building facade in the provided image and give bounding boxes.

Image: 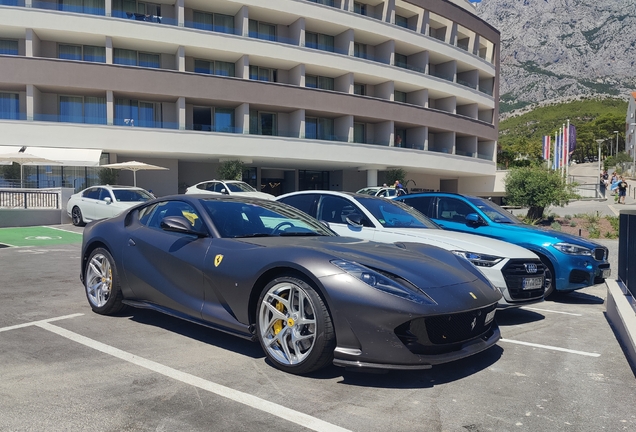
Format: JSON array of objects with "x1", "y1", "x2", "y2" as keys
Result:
[{"x1": 0, "y1": 0, "x2": 500, "y2": 197}]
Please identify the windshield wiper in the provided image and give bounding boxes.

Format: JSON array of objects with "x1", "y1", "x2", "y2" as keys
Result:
[
  {"x1": 235, "y1": 233, "x2": 273, "y2": 238},
  {"x1": 278, "y1": 232, "x2": 323, "y2": 237}
]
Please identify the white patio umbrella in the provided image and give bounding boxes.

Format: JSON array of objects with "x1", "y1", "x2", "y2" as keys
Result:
[
  {"x1": 100, "y1": 160, "x2": 169, "y2": 187},
  {"x1": 0, "y1": 151, "x2": 62, "y2": 188}
]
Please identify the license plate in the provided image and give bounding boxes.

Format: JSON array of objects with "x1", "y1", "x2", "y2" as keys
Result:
[
  {"x1": 522, "y1": 277, "x2": 544, "y2": 290},
  {"x1": 485, "y1": 309, "x2": 496, "y2": 325},
  {"x1": 602, "y1": 269, "x2": 611, "y2": 278}
]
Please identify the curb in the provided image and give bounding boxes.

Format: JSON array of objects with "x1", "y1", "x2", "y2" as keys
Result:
[{"x1": 605, "y1": 279, "x2": 636, "y2": 371}]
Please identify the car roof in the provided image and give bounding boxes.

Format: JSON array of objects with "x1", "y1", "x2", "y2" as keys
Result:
[{"x1": 399, "y1": 191, "x2": 481, "y2": 200}]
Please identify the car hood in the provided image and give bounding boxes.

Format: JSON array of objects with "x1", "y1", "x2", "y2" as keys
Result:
[
  {"x1": 234, "y1": 191, "x2": 276, "y2": 200},
  {"x1": 493, "y1": 222, "x2": 605, "y2": 248},
  {"x1": 237, "y1": 236, "x2": 498, "y2": 295},
  {"x1": 375, "y1": 227, "x2": 537, "y2": 259}
]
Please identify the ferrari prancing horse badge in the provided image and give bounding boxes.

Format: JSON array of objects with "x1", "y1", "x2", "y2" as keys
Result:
[{"x1": 214, "y1": 254, "x2": 224, "y2": 267}]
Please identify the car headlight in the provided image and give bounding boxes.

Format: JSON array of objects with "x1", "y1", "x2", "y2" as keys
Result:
[
  {"x1": 553, "y1": 242, "x2": 592, "y2": 256},
  {"x1": 331, "y1": 260, "x2": 435, "y2": 305},
  {"x1": 451, "y1": 251, "x2": 503, "y2": 268}
]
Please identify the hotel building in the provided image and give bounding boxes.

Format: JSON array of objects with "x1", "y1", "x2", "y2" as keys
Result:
[{"x1": 0, "y1": 0, "x2": 500, "y2": 197}]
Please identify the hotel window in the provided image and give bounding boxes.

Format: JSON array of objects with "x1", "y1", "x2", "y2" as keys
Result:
[
  {"x1": 394, "y1": 90, "x2": 407, "y2": 103},
  {"x1": 308, "y1": 0, "x2": 335, "y2": 6},
  {"x1": 353, "y1": 122, "x2": 366, "y2": 143},
  {"x1": 115, "y1": 99, "x2": 160, "y2": 128},
  {"x1": 305, "y1": 75, "x2": 334, "y2": 91},
  {"x1": 305, "y1": 117, "x2": 334, "y2": 140},
  {"x1": 59, "y1": 96, "x2": 106, "y2": 124},
  {"x1": 58, "y1": 0, "x2": 105, "y2": 15},
  {"x1": 114, "y1": 49, "x2": 160, "y2": 68},
  {"x1": 305, "y1": 32, "x2": 334, "y2": 52},
  {"x1": 249, "y1": 66, "x2": 277, "y2": 82},
  {"x1": 395, "y1": 14, "x2": 408, "y2": 29},
  {"x1": 112, "y1": 0, "x2": 160, "y2": 18},
  {"x1": 353, "y1": 2, "x2": 367, "y2": 16},
  {"x1": 59, "y1": 44, "x2": 105, "y2": 63},
  {"x1": 0, "y1": 93, "x2": 19, "y2": 120},
  {"x1": 249, "y1": 20, "x2": 276, "y2": 41},
  {"x1": 0, "y1": 39, "x2": 18, "y2": 55},
  {"x1": 192, "y1": 106, "x2": 234, "y2": 132},
  {"x1": 193, "y1": 11, "x2": 234, "y2": 34},
  {"x1": 194, "y1": 59, "x2": 235, "y2": 77},
  {"x1": 395, "y1": 53, "x2": 408, "y2": 69},
  {"x1": 249, "y1": 110, "x2": 277, "y2": 136},
  {"x1": 353, "y1": 83, "x2": 365, "y2": 96},
  {"x1": 354, "y1": 43, "x2": 367, "y2": 59}
]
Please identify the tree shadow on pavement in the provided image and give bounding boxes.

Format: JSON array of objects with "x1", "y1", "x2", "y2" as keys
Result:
[
  {"x1": 549, "y1": 291, "x2": 604, "y2": 305},
  {"x1": 495, "y1": 308, "x2": 545, "y2": 326}
]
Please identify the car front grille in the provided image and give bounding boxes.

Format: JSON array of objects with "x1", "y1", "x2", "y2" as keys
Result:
[
  {"x1": 594, "y1": 247, "x2": 608, "y2": 261},
  {"x1": 395, "y1": 304, "x2": 497, "y2": 355},
  {"x1": 502, "y1": 259, "x2": 546, "y2": 300}
]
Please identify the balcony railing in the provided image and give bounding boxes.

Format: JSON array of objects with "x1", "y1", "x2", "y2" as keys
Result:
[
  {"x1": 0, "y1": 188, "x2": 60, "y2": 209},
  {"x1": 32, "y1": 1, "x2": 105, "y2": 16}
]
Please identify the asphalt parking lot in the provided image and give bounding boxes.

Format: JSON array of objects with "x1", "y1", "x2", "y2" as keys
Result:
[{"x1": 1, "y1": 226, "x2": 635, "y2": 432}]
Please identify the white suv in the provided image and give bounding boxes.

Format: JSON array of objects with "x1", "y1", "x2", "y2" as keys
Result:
[{"x1": 277, "y1": 191, "x2": 546, "y2": 309}]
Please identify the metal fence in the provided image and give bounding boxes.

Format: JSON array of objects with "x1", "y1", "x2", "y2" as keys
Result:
[
  {"x1": 618, "y1": 210, "x2": 636, "y2": 297},
  {"x1": 0, "y1": 189, "x2": 61, "y2": 209}
]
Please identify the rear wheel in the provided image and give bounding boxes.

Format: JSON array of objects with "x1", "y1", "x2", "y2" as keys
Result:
[
  {"x1": 84, "y1": 248, "x2": 126, "y2": 315},
  {"x1": 256, "y1": 276, "x2": 334, "y2": 374},
  {"x1": 71, "y1": 206, "x2": 85, "y2": 227}
]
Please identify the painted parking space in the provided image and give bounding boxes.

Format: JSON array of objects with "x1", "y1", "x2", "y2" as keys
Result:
[{"x1": 0, "y1": 226, "x2": 82, "y2": 247}]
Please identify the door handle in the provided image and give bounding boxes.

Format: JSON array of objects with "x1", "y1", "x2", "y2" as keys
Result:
[{"x1": 128, "y1": 239, "x2": 136, "y2": 246}]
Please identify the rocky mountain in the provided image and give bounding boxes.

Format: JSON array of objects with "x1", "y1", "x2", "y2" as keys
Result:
[{"x1": 475, "y1": 0, "x2": 636, "y2": 114}]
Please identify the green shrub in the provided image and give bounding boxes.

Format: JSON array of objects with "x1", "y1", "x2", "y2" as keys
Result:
[
  {"x1": 569, "y1": 221, "x2": 577, "y2": 227},
  {"x1": 551, "y1": 222, "x2": 562, "y2": 231},
  {"x1": 564, "y1": 214, "x2": 572, "y2": 220},
  {"x1": 604, "y1": 231, "x2": 618, "y2": 239},
  {"x1": 589, "y1": 227, "x2": 601, "y2": 239}
]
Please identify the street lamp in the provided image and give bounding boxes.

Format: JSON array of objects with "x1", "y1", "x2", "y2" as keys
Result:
[
  {"x1": 596, "y1": 138, "x2": 605, "y2": 174},
  {"x1": 630, "y1": 123, "x2": 636, "y2": 176},
  {"x1": 614, "y1": 130, "x2": 619, "y2": 156}
]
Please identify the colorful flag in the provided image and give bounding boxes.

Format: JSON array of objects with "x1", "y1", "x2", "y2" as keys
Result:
[
  {"x1": 568, "y1": 124, "x2": 577, "y2": 152},
  {"x1": 542, "y1": 136, "x2": 551, "y2": 160}
]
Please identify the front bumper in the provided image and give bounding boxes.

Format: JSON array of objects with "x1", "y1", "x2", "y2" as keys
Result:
[
  {"x1": 555, "y1": 246, "x2": 611, "y2": 291},
  {"x1": 479, "y1": 259, "x2": 545, "y2": 309}
]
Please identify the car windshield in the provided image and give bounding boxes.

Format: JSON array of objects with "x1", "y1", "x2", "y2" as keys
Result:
[
  {"x1": 357, "y1": 188, "x2": 379, "y2": 195},
  {"x1": 112, "y1": 189, "x2": 153, "y2": 202},
  {"x1": 466, "y1": 197, "x2": 522, "y2": 224},
  {"x1": 225, "y1": 182, "x2": 257, "y2": 193},
  {"x1": 201, "y1": 199, "x2": 337, "y2": 238},
  {"x1": 356, "y1": 196, "x2": 439, "y2": 229}
]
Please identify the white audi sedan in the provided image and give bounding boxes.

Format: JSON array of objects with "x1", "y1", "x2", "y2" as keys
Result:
[
  {"x1": 67, "y1": 185, "x2": 153, "y2": 226},
  {"x1": 277, "y1": 191, "x2": 546, "y2": 309},
  {"x1": 185, "y1": 180, "x2": 275, "y2": 200}
]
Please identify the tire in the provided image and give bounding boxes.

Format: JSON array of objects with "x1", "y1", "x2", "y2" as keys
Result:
[
  {"x1": 256, "y1": 275, "x2": 335, "y2": 374},
  {"x1": 71, "y1": 206, "x2": 85, "y2": 227},
  {"x1": 84, "y1": 247, "x2": 126, "y2": 315},
  {"x1": 541, "y1": 257, "x2": 556, "y2": 299}
]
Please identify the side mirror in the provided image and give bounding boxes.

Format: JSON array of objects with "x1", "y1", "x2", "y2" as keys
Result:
[
  {"x1": 220, "y1": 188, "x2": 228, "y2": 194},
  {"x1": 319, "y1": 220, "x2": 331, "y2": 229},
  {"x1": 346, "y1": 213, "x2": 364, "y2": 227},
  {"x1": 160, "y1": 216, "x2": 206, "y2": 237},
  {"x1": 104, "y1": 197, "x2": 112, "y2": 204},
  {"x1": 466, "y1": 213, "x2": 484, "y2": 225}
]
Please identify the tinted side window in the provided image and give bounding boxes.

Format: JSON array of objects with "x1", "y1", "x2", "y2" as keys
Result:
[
  {"x1": 98, "y1": 188, "x2": 111, "y2": 201},
  {"x1": 83, "y1": 188, "x2": 100, "y2": 199},
  {"x1": 278, "y1": 194, "x2": 319, "y2": 218},
  {"x1": 438, "y1": 197, "x2": 474, "y2": 222},
  {"x1": 147, "y1": 201, "x2": 204, "y2": 231},
  {"x1": 401, "y1": 196, "x2": 433, "y2": 217},
  {"x1": 318, "y1": 196, "x2": 361, "y2": 224}
]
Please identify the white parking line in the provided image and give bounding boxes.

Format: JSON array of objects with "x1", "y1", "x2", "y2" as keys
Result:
[
  {"x1": 500, "y1": 338, "x2": 600, "y2": 357},
  {"x1": 33, "y1": 321, "x2": 351, "y2": 432},
  {"x1": 521, "y1": 306, "x2": 582, "y2": 316},
  {"x1": 0, "y1": 313, "x2": 84, "y2": 333},
  {"x1": 45, "y1": 226, "x2": 83, "y2": 235}
]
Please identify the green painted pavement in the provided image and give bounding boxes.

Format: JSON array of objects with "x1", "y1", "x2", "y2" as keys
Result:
[{"x1": 0, "y1": 226, "x2": 82, "y2": 247}]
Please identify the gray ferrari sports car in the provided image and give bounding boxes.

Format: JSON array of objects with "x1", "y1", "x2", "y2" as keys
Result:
[{"x1": 80, "y1": 195, "x2": 501, "y2": 374}]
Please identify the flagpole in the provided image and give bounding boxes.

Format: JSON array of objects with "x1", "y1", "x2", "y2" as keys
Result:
[{"x1": 565, "y1": 119, "x2": 570, "y2": 182}]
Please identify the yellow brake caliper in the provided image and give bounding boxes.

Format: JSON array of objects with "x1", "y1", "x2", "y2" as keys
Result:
[{"x1": 273, "y1": 294, "x2": 287, "y2": 335}]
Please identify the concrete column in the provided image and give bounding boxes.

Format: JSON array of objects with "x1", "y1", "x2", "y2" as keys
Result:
[
  {"x1": 176, "y1": 46, "x2": 185, "y2": 72},
  {"x1": 289, "y1": 109, "x2": 305, "y2": 138},
  {"x1": 383, "y1": 0, "x2": 395, "y2": 23},
  {"x1": 106, "y1": 90, "x2": 114, "y2": 126},
  {"x1": 236, "y1": 55, "x2": 250, "y2": 79},
  {"x1": 335, "y1": 28, "x2": 354, "y2": 56},
  {"x1": 105, "y1": 37, "x2": 113, "y2": 64},
  {"x1": 366, "y1": 169, "x2": 378, "y2": 187},
  {"x1": 421, "y1": 11, "x2": 430, "y2": 35},
  {"x1": 335, "y1": 72, "x2": 353, "y2": 94},
  {"x1": 235, "y1": 6, "x2": 249, "y2": 37},
  {"x1": 25, "y1": 29, "x2": 40, "y2": 57},
  {"x1": 448, "y1": 22, "x2": 457, "y2": 45},
  {"x1": 335, "y1": 115, "x2": 353, "y2": 142},
  {"x1": 176, "y1": 0, "x2": 184, "y2": 27},
  {"x1": 290, "y1": 17, "x2": 304, "y2": 46},
  {"x1": 375, "y1": 81, "x2": 394, "y2": 101},
  {"x1": 26, "y1": 84, "x2": 34, "y2": 121},
  {"x1": 471, "y1": 33, "x2": 479, "y2": 56},
  {"x1": 290, "y1": 64, "x2": 305, "y2": 87},
  {"x1": 25, "y1": 0, "x2": 31, "y2": 7},
  {"x1": 105, "y1": 0, "x2": 111, "y2": 17},
  {"x1": 235, "y1": 103, "x2": 250, "y2": 134},
  {"x1": 177, "y1": 97, "x2": 185, "y2": 130}
]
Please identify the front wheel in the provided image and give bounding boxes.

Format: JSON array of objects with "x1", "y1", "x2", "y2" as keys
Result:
[
  {"x1": 84, "y1": 248, "x2": 126, "y2": 315},
  {"x1": 541, "y1": 258, "x2": 556, "y2": 299},
  {"x1": 256, "y1": 276, "x2": 335, "y2": 374}
]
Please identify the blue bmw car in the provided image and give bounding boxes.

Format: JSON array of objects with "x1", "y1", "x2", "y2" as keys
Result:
[{"x1": 395, "y1": 193, "x2": 611, "y2": 297}]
